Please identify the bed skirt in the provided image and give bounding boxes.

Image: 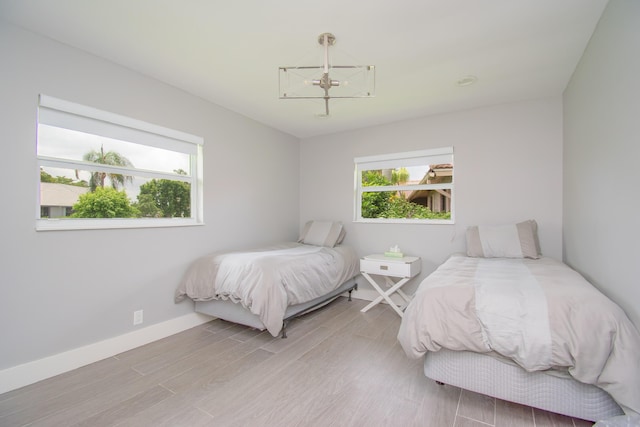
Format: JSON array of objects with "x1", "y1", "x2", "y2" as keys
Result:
[
  {"x1": 423, "y1": 349, "x2": 623, "y2": 422},
  {"x1": 195, "y1": 277, "x2": 358, "y2": 335}
]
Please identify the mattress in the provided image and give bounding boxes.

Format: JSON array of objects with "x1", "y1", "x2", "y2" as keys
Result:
[{"x1": 424, "y1": 349, "x2": 623, "y2": 422}]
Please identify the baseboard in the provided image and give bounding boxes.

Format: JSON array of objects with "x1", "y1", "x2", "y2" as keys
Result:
[{"x1": 0, "y1": 312, "x2": 212, "y2": 395}]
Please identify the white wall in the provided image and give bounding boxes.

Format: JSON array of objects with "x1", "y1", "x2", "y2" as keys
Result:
[
  {"x1": 563, "y1": 0, "x2": 640, "y2": 328},
  {"x1": 0, "y1": 22, "x2": 299, "y2": 372},
  {"x1": 300, "y1": 97, "x2": 564, "y2": 295}
]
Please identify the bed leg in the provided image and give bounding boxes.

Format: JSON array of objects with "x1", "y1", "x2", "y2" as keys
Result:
[
  {"x1": 281, "y1": 321, "x2": 288, "y2": 339},
  {"x1": 348, "y1": 283, "x2": 357, "y2": 301}
]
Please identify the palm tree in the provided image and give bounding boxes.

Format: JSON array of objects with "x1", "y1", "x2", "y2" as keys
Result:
[
  {"x1": 392, "y1": 167, "x2": 410, "y2": 199},
  {"x1": 77, "y1": 145, "x2": 134, "y2": 191}
]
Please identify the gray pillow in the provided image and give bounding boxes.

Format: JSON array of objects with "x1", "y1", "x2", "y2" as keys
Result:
[
  {"x1": 298, "y1": 220, "x2": 345, "y2": 247},
  {"x1": 466, "y1": 220, "x2": 540, "y2": 259}
]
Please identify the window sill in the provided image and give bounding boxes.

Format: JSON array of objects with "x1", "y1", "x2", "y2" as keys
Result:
[
  {"x1": 36, "y1": 218, "x2": 204, "y2": 231},
  {"x1": 354, "y1": 218, "x2": 455, "y2": 225}
]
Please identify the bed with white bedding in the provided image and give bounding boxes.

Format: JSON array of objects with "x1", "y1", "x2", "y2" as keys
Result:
[
  {"x1": 175, "y1": 221, "x2": 359, "y2": 338},
  {"x1": 397, "y1": 221, "x2": 640, "y2": 422}
]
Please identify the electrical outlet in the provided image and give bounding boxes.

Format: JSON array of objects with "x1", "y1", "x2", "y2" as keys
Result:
[{"x1": 133, "y1": 310, "x2": 143, "y2": 325}]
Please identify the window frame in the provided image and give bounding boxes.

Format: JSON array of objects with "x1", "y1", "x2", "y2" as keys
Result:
[
  {"x1": 354, "y1": 147, "x2": 454, "y2": 224},
  {"x1": 36, "y1": 95, "x2": 204, "y2": 231}
]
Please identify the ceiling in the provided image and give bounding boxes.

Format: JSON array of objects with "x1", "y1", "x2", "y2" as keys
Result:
[{"x1": 1, "y1": 0, "x2": 608, "y2": 139}]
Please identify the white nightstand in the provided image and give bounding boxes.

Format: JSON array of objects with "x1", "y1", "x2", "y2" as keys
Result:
[{"x1": 360, "y1": 254, "x2": 421, "y2": 317}]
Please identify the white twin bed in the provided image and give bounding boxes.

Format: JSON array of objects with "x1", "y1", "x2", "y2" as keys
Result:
[
  {"x1": 175, "y1": 221, "x2": 359, "y2": 338},
  {"x1": 397, "y1": 221, "x2": 640, "y2": 422}
]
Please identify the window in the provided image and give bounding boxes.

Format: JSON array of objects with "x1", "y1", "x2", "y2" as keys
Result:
[
  {"x1": 354, "y1": 147, "x2": 454, "y2": 224},
  {"x1": 36, "y1": 95, "x2": 204, "y2": 231}
]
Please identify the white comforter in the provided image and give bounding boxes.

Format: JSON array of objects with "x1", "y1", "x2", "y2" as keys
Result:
[
  {"x1": 397, "y1": 254, "x2": 640, "y2": 416},
  {"x1": 175, "y1": 242, "x2": 358, "y2": 336}
]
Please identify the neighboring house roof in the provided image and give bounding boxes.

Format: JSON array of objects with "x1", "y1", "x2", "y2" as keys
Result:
[
  {"x1": 430, "y1": 164, "x2": 453, "y2": 171},
  {"x1": 405, "y1": 163, "x2": 454, "y2": 206},
  {"x1": 40, "y1": 182, "x2": 89, "y2": 207}
]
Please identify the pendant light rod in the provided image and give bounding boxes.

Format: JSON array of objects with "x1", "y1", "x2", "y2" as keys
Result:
[
  {"x1": 319, "y1": 32, "x2": 334, "y2": 73},
  {"x1": 315, "y1": 33, "x2": 338, "y2": 115}
]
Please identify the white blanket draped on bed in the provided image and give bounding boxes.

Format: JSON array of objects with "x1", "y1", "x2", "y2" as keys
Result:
[
  {"x1": 175, "y1": 242, "x2": 358, "y2": 336},
  {"x1": 397, "y1": 254, "x2": 640, "y2": 416},
  {"x1": 474, "y1": 259, "x2": 552, "y2": 371}
]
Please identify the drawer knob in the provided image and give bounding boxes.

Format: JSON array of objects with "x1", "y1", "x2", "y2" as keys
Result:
[{"x1": 380, "y1": 265, "x2": 388, "y2": 270}]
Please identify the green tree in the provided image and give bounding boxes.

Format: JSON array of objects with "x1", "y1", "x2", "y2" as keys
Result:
[
  {"x1": 71, "y1": 187, "x2": 139, "y2": 218},
  {"x1": 135, "y1": 179, "x2": 191, "y2": 218},
  {"x1": 391, "y1": 167, "x2": 410, "y2": 185},
  {"x1": 392, "y1": 167, "x2": 410, "y2": 200},
  {"x1": 384, "y1": 196, "x2": 451, "y2": 219},
  {"x1": 361, "y1": 171, "x2": 393, "y2": 218},
  {"x1": 40, "y1": 169, "x2": 88, "y2": 187},
  {"x1": 134, "y1": 193, "x2": 163, "y2": 218},
  {"x1": 77, "y1": 145, "x2": 134, "y2": 191}
]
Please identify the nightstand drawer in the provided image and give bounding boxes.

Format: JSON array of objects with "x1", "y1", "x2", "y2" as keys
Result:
[{"x1": 360, "y1": 256, "x2": 421, "y2": 278}]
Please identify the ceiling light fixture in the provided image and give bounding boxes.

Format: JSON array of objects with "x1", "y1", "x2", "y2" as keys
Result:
[{"x1": 279, "y1": 33, "x2": 375, "y2": 117}]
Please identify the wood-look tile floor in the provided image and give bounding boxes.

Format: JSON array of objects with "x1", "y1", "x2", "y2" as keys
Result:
[{"x1": 0, "y1": 297, "x2": 595, "y2": 427}]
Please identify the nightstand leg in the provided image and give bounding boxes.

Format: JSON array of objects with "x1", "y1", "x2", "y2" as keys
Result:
[
  {"x1": 360, "y1": 272, "x2": 410, "y2": 317},
  {"x1": 384, "y1": 276, "x2": 411, "y2": 303}
]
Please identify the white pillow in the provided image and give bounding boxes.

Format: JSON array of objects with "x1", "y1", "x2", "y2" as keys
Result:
[
  {"x1": 298, "y1": 220, "x2": 345, "y2": 247},
  {"x1": 466, "y1": 220, "x2": 540, "y2": 259}
]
